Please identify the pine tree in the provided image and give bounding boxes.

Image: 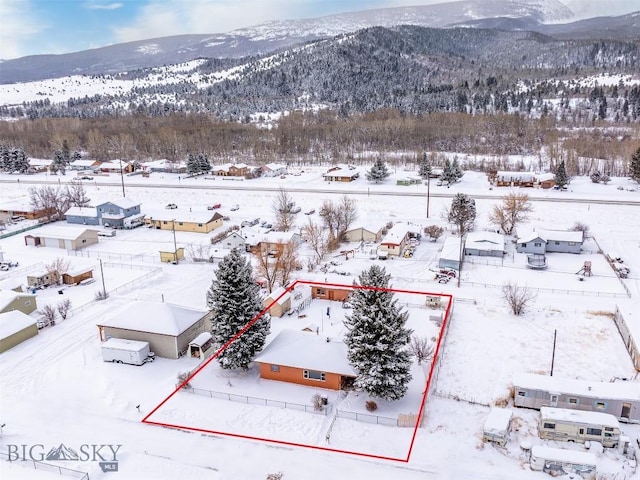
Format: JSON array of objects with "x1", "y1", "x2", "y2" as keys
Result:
[
  {"x1": 440, "y1": 158, "x2": 456, "y2": 185},
  {"x1": 197, "y1": 152, "x2": 211, "y2": 173},
  {"x1": 207, "y1": 248, "x2": 270, "y2": 370},
  {"x1": 13, "y1": 148, "x2": 30, "y2": 173},
  {"x1": 50, "y1": 149, "x2": 66, "y2": 175},
  {"x1": 555, "y1": 160, "x2": 568, "y2": 188},
  {"x1": 418, "y1": 153, "x2": 432, "y2": 180},
  {"x1": 447, "y1": 193, "x2": 476, "y2": 236},
  {"x1": 365, "y1": 158, "x2": 390, "y2": 183},
  {"x1": 451, "y1": 157, "x2": 463, "y2": 182},
  {"x1": 631, "y1": 146, "x2": 640, "y2": 183},
  {"x1": 344, "y1": 265, "x2": 413, "y2": 401},
  {"x1": 186, "y1": 153, "x2": 199, "y2": 174}
]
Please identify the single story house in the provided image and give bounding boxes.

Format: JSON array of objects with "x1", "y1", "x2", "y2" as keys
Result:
[
  {"x1": 140, "y1": 159, "x2": 185, "y2": 173},
  {"x1": 62, "y1": 265, "x2": 94, "y2": 285},
  {"x1": 0, "y1": 290, "x2": 37, "y2": 314},
  {"x1": 0, "y1": 201, "x2": 49, "y2": 220},
  {"x1": 27, "y1": 269, "x2": 60, "y2": 289},
  {"x1": 222, "y1": 231, "x2": 246, "y2": 250},
  {"x1": 322, "y1": 167, "x2": 359, "y2": 182},
  {"x1": 263, "y1": 286, "x2": 292, "y2": 318},
  {"x1": 28, "y1": 158, "x2": 53, "y2": 172},
  {"x1": 614, "y1": 304, "x2": 639, "y2": 371},
  {"x1": 379, "y1": 223, "x2": 413, "y2": 257},
  {"x1": 311, "y1": 285, "x2": 351, "y2": 302},
  {"x1": 64, "y1": 206, "x2": 100, "y2": 226},
  {"x1": 146, "y1": 211, "x2": 223, "y2": 234},
  {"x1": 495, "y1": 171, "x2": 555, "y2": 189},
  {"x1": 246, "y1": 231, "x2": 302, "y2": 256},
  {"x1": 253, "y1": 329, "x2": 357, "y2": 390},
  {"x1": 516, "y1": 228, "x2": 583, "y2": 254},
  {"x1": 343, "y1": 224, "x2": 384, "y2": 243},
  {"x1": 69, "y1": 159, "x2": 101, "y2": 171},
  {"x1": 25, "y1": 226, "x2": 99, "y2": 250},
  {"x1": 97, "y1": 301, "x2": 210, "y2": 359},
  {"x1": 439, "y1": 236, "x2": 462, "y2": 270},
  {"x1": 514, "y1": 373, "x2": 640, "y2": 423},
  {"x1": 97, "y1": 160, "x2": 134, "y2": 174},
  {"x1": 0, "y1": 310, "x2": 38, "y2": 353},
  {"x1": 464, "y1": 231, "x2": 505, "y2": 257},
  {"x1": 261, "y1": 163, "x2": 287, "y2": 177},
  {"x1": 212, "y1": 163, "x2": 249, "y2": 177}
]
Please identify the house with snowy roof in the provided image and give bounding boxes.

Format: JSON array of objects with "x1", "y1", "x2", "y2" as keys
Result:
[
  {"x1": 64, "y1": 206, "x2": 100, "y2": 226},
  {"x1": 322, "y1": 166, "x2": 359, "y2": 182},
  {"x1": 0, "y1": 310, "x2": 38, "y2": 353},
  {"x1": 439, "y1": 236, "x2": 462, "y2": 271},
  {"x1": 245, "y1": 230, "x2": 302, "y2": 256},
  {"x1": 97, "y1": 301, "x2": 211, "y2": 359},
  {"x1": 145, "y1": 209, "x2": 223, "y2": 234},
  {"x1": 253, "y1": 329, "x2": 356, "y2": 390},
  {"x1": 261, "y1": 163, "x2": 287, "y2": 177},
  {"x1": 65, "y1": 199, "x2": 142, "y2": 228},
  {"x1": 495, "y1": 171, "x2": 556, "y2": 189},
  {"x1": 24, "y1": 226, "x2": 99, "y2": 250},
  {"x1": 262, "y1": 286, "x2": 292, "y2": 317},
  {"x1": 516, "y1": 228, "x2": 583, "y2": 254},
  {"x1": 464, "y1": 231, "x2": 505, "y2": 257},
  {"x1": 378, "y1": 223, "x2": 417, "y2": 257},
  {"x1": 212, "y1": 163, "x2": 249, "y2": 177},
  {"x1": 343, "y1": 223, "x2": 384, "y2": 243},
  {"x1": 0, "y1": 289, "x2": 37, "y2": 315},
  {"x1": 69, "y1": 159, "x2": 100, "y2": 171}
]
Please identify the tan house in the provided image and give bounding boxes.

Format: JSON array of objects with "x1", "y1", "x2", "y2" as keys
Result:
[
  {"x1": 246, "y1": 231, "x2": 302, "y2": 256},
  {"x1": 323, "y1": 167, "x2": 359, "y2": 182},
  {"x1": 27, "y1": 269, "x2": 60, "y2": 288},
  {"x1": 97, "y1": 301, "x2": 210, "y2": 359},
  {"x1": 146, "y1": 211, "x2": 223, "y2": 234},
  {"x1": 263, "y1": 286, "x2": 292, "y2": 318},
  {"x1": 495, "y1": 171, "x2": 555, "y2": 189},
  {"x1": 253, "y1": 329, "x2": 356, "y2": 390},
  {"x1": 0, "y1": 201, "x2": 49, "y2": 220},
  {"x1": 0, "y1": 290, "x2": 37, "y2": 315},
  {"x1": 61, "y1": 265, "x2": 94, "y2": 285},
  {"x1": 24, "y1": 226, "x2": 99, "y2": 250},
  {"x1": 0, "y1": 310, "x2": 38, "y2": 353},
  {"x1": 212, "y1": 163, "x2": 249, "y2": 177},
  {"x1": 379, "y1": 223, "x2": 413, "y2": 257},
  {"x1": 311, "y1": 285, "x2": 351, "y2": 302},
  {"x1": 343, "y1": 224, "x2": 384, "y2": 243}
]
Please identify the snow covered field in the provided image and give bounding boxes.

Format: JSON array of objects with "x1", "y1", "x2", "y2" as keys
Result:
[{"x1": 1, "y1": 165, "x2": 639, "y2": 479}]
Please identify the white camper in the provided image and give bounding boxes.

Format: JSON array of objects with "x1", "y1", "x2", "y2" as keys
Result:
[
  {"x1": 538, "y1": 407, "x2": 621, "y2": 448},
  {"x1": 482, "y1": 407, "x2": 513, "y2": 447},
  {"x1": 101, "y1": 338, "x2": 155, "y2": 366},
  {"x1": 530, "y1": 445, "x2": 597, "y2": 479}
]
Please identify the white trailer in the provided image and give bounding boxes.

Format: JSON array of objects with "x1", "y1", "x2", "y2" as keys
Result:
[
  {"x1": 101, "y1": 338, "x2": 155, "y2": 366},
  {"x1": 530, "y1": 445, "x2": 597, "y2": 479},
  {"x1": 123, "y1": 214, "x2": 145, "y2": 229},
  {"x1": 482, "y1": 407, "x2": 513, "y2": 447},
  {"x1": 538, "y1": 407, "x2": 621, "y2": 448}
]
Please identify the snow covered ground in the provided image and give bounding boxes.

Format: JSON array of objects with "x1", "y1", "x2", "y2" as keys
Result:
[{"x1": 1, "y1": 165, "x2": 639, "y2": 479}]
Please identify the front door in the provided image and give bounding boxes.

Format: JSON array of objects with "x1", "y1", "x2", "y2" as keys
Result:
[
  {"x1": 550, "y1": 394, "x2": 559, "y2": 407},
  {"x1": 328, "y1": 291, "x2": 334, "y2": 301},
  {"x1": 621, "y1": 403, "x2": 631, "y2": 420}
]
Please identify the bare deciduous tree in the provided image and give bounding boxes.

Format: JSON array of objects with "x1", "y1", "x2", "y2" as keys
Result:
[
  {"x1": 502, "y1": 282, "x2": 536, "y2": 315},
  {"x1": 57, "y1": 299, "x2": 72, "y2": 320},
  {"x1": 272, "y1": 187, "x2": 295, "y2": 232},
  {"x1": 37, "y1": 304, "x2": 58, "y2": 327},
  {"x1": 254, "y1": 241, "x2": 301, "y2": 292},
  {"x1": 301, "y1": 219, "x2": 328, "y2": 263},
  {"x1": 46, "y1": 257, "x2": 70, "y2": 285},
  {"x1": 319, "y1": 195, "x2": 358, "y2": 249},
  {"x1": 424, "y1": 225, "x2": 444, "y2": 241},
  {"x1": 570, "y1": 221, "x2": 590, "y2": 239},
  {"x1": 254, "y1": 247, "x2": 280, "y2": 293},
  {"x1": 489, "y1": 193, "x2": 533, "y2": 235},
  {"x1": 65, "y1": 179, "x2": 90, "y2": 207},
  {"x1": 409, "y1": 336, "x2": 435, "y2": 365},
  {"x1": 29, "y1": 186, "x2": 68, "y2": 222},
  {"x1": 276, "y1": 241, "x2": 301, "y2": 288}
]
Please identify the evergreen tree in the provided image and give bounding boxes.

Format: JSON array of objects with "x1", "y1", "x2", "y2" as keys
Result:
[
  {"x1": 61, "y1": 139, "x2": 71, "y2": 162},
  {"x1": 440, "y1": 158, "x2": 456, "y2": 185},
  {"x1": 197, "y1": 152, "x2": 211, "y2": 173},
  {"x1": 71, "y1": 151, "x2": 82, "y2": 162},
  {"x1": 206, "y1": 248, "x2": 270, "y2": 370},
  {"x1": 0, "y1": 145, "x2": 9, "y2": 171},
  {"x1": 418, "y1": 153, "x2": 432, "y2": 180},
  {"x1": 344, "y1": 265, "x2": 413, "y2": 401},
  {"x1": 451, "y1": 157, "x2": 463, "y2": 182},
  {"x1": 447, "y1": 193, "x2": 476, "y2": 236},
  {"x1": 631, "y1": 147, "x2": 640, "y2": 183},
  {"x1": 186, "y1": 153, "x2": 199, "y2": 174},
  {"x1": 50, "y1": 149, "x2": 66, "y2": 175},
  {"x1": 13, "y1": 148, "x2": 30, "y2": 173},
  {"x1": 365, "y1": 158, "x2": 390, "y2": 183},
  {"x1": 555, "y1": 160, "x2": 568, "y2": 188}
]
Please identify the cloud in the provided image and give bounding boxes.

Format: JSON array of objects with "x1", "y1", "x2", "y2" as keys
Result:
[
  {"x1": 84, "y1": 1, "x2": 124, "y2": 10},
  {"x1": 0, "y1": 0, "x2": 48, "y2": 59}
]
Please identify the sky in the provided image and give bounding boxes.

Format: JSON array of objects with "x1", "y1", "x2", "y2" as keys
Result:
[{"x1": 0, "y1": 0, "x2": 639, "y2": 60}]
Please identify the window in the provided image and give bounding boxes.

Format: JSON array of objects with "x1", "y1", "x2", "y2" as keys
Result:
[
  {"x1": 543, "y1": 422, "x2": 555, "y2": 429},
  {"x1": 568, "y1": 398, "x2": 579, "y2": 405},
  {"x1": 534, "y1": 242, "x2": 542, "y2": 247},
  {"x1": 24, "y1": 300, "x2": 31, "y2": 306},
  {"x1": 568, "y1": 242, "x2": 576, "y2": 246},
  {"x1": 517, "y1": 391, "x2": 526, "y2": 397},
  {"x1": 198, "y1": 223, "x2": 203, "y2": 227},
  {"x1": 586, "y1": 428, "x2": 602, "y2": 436},
  {"x1": 316, "y1": 288, "x2": 326, "y2": 296},
  {"x1": 303, "y1": 370, "x2": 325, "y2": 381},
  {"x1": 521, "y1": 243, "x2": 527, "y2": 247},
  {"x1": 595, "y1": 402, "x2": 606, "y2": 410},
  {"x1": 178, "y1": 222, "x2": 183, "y2": 226},
  {"x1": 555, "y1": 241, "x2": 560, "y2": 245},
  {"x1": 82, "y1": 239, "x2": 86, "y2": 244},
  {"x1": 270, "y1": 365, "x2": 280, "y2": 373}
]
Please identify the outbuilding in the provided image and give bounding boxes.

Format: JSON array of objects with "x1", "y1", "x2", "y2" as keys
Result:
[
  {"x1": 0, "y1": 310, "x2": 38, "y2": 353},
  {"x1": 343, "y1": 224, "x2": 384, "y2": 243},
  {"x1": 24, "y1": 226, "x2": 99, "y2": 251},
  {"x1": 253, "y1": 329, "x2": 356, "y2": 390},
  {"x1": 97, "y1": 301, "x2": 210, "y2": 359},
  {"x1": 311, "y1": 285, "x2": 351, "y2": 302},
  {"x1": 62, "y1": 265, "x2": 94, "y2": 285},
  {"x1": 439, "y1": 236, "x2": 462, "y2": 271},
  {"x1": 464, "y1": 231, "x2": 505, "y2": 257},
  {"x1": 263, "y1": 286, "x2": 292, "y2": 318}
]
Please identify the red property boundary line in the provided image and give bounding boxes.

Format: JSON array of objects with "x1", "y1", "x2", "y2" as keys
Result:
[{"x1": 142, "y1": 279, "x2": 453, "y2": 463}]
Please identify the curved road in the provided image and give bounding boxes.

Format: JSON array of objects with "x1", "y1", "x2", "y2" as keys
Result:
[{"x1": 3, "y1": 177, "x2": 639, "y2": 206}]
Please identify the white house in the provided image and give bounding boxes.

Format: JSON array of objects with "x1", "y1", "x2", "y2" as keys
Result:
[
  {"x1": 379, "y1": 223, "x2": 413, "y2": 256},
  {"x1": 222, "y1": 231, "x2": 246, "y2": 250},
  {"x1": 517, "y1": 228, "x2": 583, "y2": 254},
  {"x1": 261, "y1": 163, "x2": 287, "y2": 177}
]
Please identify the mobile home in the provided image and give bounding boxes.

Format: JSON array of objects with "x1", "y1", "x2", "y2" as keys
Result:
[
  {"x1": 538, "y1": 407, "x2": 621, "y2": 448},
  {"x1": 482, "y1": 408, "x2": 513, "y2": 447},
  {"x1": 514, "y1": 373, "x2": 640, "y2": 423},
  {"x1": 529, "y1": 445, "x2": 596, "y2": 479}
]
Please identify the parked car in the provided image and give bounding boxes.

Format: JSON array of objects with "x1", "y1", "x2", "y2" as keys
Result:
[
  {"x1": 290, "y1": 206, "x2": 302, "y2": 214},
  {"x1": 304, "y1": 209, "x2": 316, "y2": 215},
  {"x1": 166, "y1": 203, "x2": 178, "y2": 209},
  {"x1": 241, "y1": 218, "x2": 260, "y2": 228},
  {"x1": 230, "y1": 204, "x2": 240, "y2": 211},
  {"x1": 79, "y1": 176, "x2": 93, "y2": 180},
  {"x1": 207, "y1": 203, "x2": 221, "y2": 210}
]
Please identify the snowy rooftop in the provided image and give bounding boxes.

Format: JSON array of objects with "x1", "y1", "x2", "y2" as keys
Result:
[
  {"x1": 539, "y1": 406, "x2": 620, "y2": 428},
  {"x1": 144, "y1": 209, "x2": 222, "y2": 224},
  {"x1": 98, "y1": 301, "x2": 208, "y2": 336},
  {"x1": 253, "y1": 329, "x2": 356, "y2": 376},
  {"x1": 440, "y1": 236, "x2": 462, "y2": 262},
  {"x1": 64, "y1": 263, "x2": 94, "y2": 277},
  {"x1": 30, "y1": 225, "x2": 98, "y2": 240},
  {"x1": 483, "y1": 408, "x2": 513, "y2": 434},
  {"x1": 0, "y1": 289, "x2": 35, "y2": 311},
  {"x1": 345, "y1": 223, "x2": 383, "y2": 235},
  {"x1": 381, "y1": 223, "x2": 412, "y2": 245},
  {"x1": 189, "y1": 331, "x2": 212, "y2": 347},
  {"x1": 101, "y1": 198, "x2": 141, "y2": 210},
  {"x1": 265, "y1": 286, "x2": 291, "y2": 305},
  {"x1": 263, "y1": 163, "x2": 286, "y2": 171},
  {"x1": 465, "y1": 231, "x2": 505, "y2": 250},
  {"x1": 517, "y1": 228, "x2": 583, "y2": 244},
  {"x1": 102, "y1": 337, "x2": 150, "y2": 351},
  {"x1": 0, "y1": 310, "x2": 37, "y2": 339},
  {"x1": 514, "y1": 373, "x2": 640, "y2": 400},
  {"x1": 64, "y1": 206, "x2": 97, "y2": 217}
]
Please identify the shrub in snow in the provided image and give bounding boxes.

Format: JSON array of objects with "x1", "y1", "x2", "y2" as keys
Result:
[
  {"x1": 94, "y1": 290, "x2": 109, "y2": 301},
  {"x1": 312, "y1": 393, "x2": 325, "y2": 412},
  {"x1": 57, "y1": 299, "x2": 72, "y2": 320},
  {"x1": 176, "y1": 372, "x2": 192, "y2": 390},
  {"x1": 265, "y1": 472, "x2": 283, "y2": 480},
  {"x1": 365, "y1": 400, "x2": 378, "y2": 412},
  {"x1": 37, "y1": 304, "x2": 57, "y2": 327}
]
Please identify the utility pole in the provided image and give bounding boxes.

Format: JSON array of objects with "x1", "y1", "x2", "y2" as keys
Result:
[
  {"x1": 172, "y1": 219, "x2": 178, "y2": 264},
  {"x1": 457, "y1": 234, "x2": 464, "y2": 288},
  {"x1": 426, "y1": 174, "x2": 431, "y2": 218},
  {"x1": 550, "y1": 329, "x2": 557, "y2": 376},
  {"x1": 99, "y1": 258, "x2": 107, "y2": 298},
  {"x1": 119, "y1": 159, "x2": 126, "y2": 197}
]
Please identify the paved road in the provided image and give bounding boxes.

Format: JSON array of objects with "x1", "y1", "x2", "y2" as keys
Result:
[{"x1": 2, "y1": 178, "x2": 639, "y2": 206}]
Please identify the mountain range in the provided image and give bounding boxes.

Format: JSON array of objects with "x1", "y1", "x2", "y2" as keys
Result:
[{"x1": 2, "y1": 0, "x2": 637, "y2": 84}]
